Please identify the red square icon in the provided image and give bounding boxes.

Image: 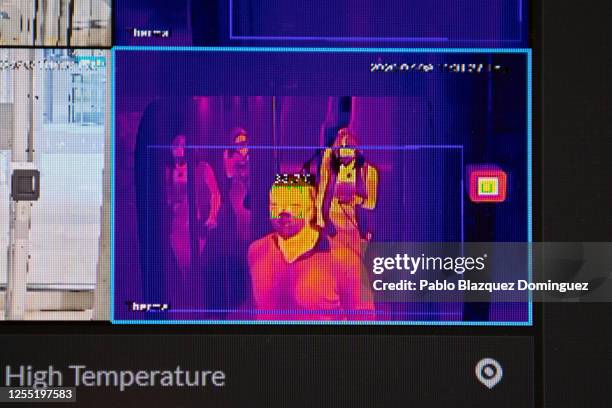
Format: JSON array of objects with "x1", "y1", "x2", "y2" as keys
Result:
[{"x1": 467, "y1": 165, "x2": 507, "y2": 203}]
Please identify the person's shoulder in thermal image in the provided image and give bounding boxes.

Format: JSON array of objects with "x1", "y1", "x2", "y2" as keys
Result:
[{"x1": 247, "y1": 182, "x2": 374, "y2": 321}]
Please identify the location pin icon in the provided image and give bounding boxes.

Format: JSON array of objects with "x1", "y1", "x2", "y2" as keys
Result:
[{"x1": 475, "y1": 358, "x2": 503, "y2": 389}]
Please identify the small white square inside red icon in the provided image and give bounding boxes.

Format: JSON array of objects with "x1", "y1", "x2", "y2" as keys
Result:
[{"x1": 477, "y1": 177, "x2": 499, "y2": 196}]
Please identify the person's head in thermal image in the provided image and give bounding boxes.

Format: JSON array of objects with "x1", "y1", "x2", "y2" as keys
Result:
[
  {"x1": 232, "y1": 127, "x2": 249, "y2": 157},
  {"x1": 269, "y1": 183, "x2": 315, "y2": 240},
  {"x1": 171, "y1": 134, "x2": 187, "y2": 165},
  {"x1": 333, "y1": 127, "x2": 358, "y2": 166},
  {"x1": 247, "y1": 179, "x2": 375, "y2": 321}
]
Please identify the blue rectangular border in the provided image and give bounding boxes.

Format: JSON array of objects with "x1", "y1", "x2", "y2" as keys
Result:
[{"x1": 110, "y1": 47, "x2": 533, "y2": 326}]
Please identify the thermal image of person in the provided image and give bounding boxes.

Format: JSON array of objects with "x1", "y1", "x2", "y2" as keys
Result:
[
  {"x1": 247, "y1": 179, "x2": 375, "y2": 321},
  {"x1": 316, "y1": 128, "x2": 379, "y2": 255},
  {"x1": 166, "y1": 134, "x2": 221, "y2": 278},
  {"x1": 223, "y1": 128, "x2": 251, "y2": 246}
]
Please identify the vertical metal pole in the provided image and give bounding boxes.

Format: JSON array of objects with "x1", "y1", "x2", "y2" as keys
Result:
[
  {"x1": 37, "y1": 0, "x2": 45, "y2": 46},
  {"x1": 57, "y1": 0, "x2": 67, "y2": 46},
  {"x1": 29, "y1": 50, "x2": 41, "y2": 164},
  {"x1": 17, "y1": 1, "x2": 33, "y2": 45},
  {"x1": 66, "y1": 0, "x2": 73, "y2": 47},
  {"x1": 93, "y1": 51, "x2": 110, "y2": 320},
  {"x1": 33, "y1": 0, "x2": 39, "y2": 46},
  {"x1": 5, "y1": 49, "x2": 34, "y2": 320},
  {"x1": 42, "y1": 0, "x2": 59, "y2": 46}
]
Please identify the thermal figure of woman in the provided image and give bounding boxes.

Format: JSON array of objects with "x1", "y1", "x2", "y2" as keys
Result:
[
  {"x1": 316, "y1": 128, "x2": 379, "y2": 255},
  {"x1": 166, "y1": 134, "x2": 221, "y2": 282},
  {"x1": 247, "y1": 180, "x2": 374, "y2": 321},
  {"x1": 223, "y1": 128, "x2": 251, "y2": 247}
]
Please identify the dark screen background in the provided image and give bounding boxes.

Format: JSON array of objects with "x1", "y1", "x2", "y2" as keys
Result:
[{"x1": 541, "y1": 0, "x2": 612, "y2": 406}]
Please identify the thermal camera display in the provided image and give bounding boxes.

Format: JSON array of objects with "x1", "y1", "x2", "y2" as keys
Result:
[
  {"x1": 113, "y1": 50, "x2": 531, "y2": 324},
  {"x1": 0, "y1": 0, "x2": 111, "y2": 47},
  {"x1": 115, "y1": 0, "x2": 527, "y2": 47}
]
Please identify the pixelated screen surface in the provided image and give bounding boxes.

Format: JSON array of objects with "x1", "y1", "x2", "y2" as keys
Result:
[
  {"x1": 115, "y1": 0, "x2": 527, "y2": 47},
  {"x1": 0, "y1": 0, "x2": 111, "y2": 47},
  {"x1": 112, "y1": 49, "x2": 530, "y2": 324}
]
